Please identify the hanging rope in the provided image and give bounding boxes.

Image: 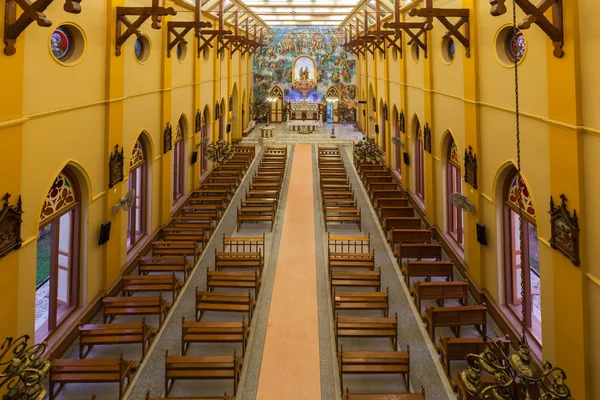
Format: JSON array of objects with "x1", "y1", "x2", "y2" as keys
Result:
[{"x1": 512, "y1": 0, "x2": 528, "y2": 344}]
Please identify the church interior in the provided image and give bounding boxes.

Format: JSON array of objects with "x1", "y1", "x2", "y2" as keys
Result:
[{"x1": 0, "y1": 0, "x2": 598, "y2": 399}]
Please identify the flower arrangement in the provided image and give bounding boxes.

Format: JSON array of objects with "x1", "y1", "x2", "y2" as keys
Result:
[
  {"x1": 206, "y1": 139, "x2": 233, "y2": 163},
  {"x1": 353, "y1": 139, "x2": 384, "y2": 164}
]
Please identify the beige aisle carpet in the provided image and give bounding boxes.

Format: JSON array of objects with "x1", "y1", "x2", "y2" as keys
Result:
[{"x1": 255, "y1": 144, "x2": 321, "y2": 399}]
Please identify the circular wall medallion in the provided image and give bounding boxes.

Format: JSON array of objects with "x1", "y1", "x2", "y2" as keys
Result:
[
  {"x1": 49, "y1": 24, "x2": 85, "y2": 65},
  {"x1": 134, "y1": 35, "x2": 151, "y2": 63}
]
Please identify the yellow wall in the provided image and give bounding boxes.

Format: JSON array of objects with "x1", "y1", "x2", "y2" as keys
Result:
[
  {"x1": 0, "y1": 0, "x2": 252, "y2": 349},
  {"x1": 358, "y1": 0, "x2": 595, "y2": 397}
]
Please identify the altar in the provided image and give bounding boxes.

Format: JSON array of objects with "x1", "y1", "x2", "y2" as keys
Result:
[{"x1": 288, "y1": 120, "x2": 320, "y2": 133}]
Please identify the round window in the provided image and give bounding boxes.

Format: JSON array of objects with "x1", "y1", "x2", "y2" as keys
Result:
[
  {"x1": 441, "y1": 36, "x2": 455, "y2": 63},
  {"x1": 495, "y1": 26, "x2": 526, "y2": 66},
  {"x1": 134, "y1": 35, "x2": 151, "y2": 63},
  {"x1": 176, "y1": 41, "x2": 187, "y2": 61},
  {"x1": 49, "y1": 24, "x2": 85, "y2": 65},
  {"x1": 411, "y1": 42, "x2": 420, "y2": 63}
]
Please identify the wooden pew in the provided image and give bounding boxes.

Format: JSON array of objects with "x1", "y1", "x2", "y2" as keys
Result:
[
  {"x1": 49, "y1": 355, "x2": 138, "y2": 400},
  {"x1": 396, "y1": 243, "x2": 442, "y2": 265},
  {"x1": 162, "y1": 227, "x2": 210, "y2": 247},
  {"x1": 222, "y1": 233, "x2": 265, "y2": 253},
  {"x1": 372, "y1": 189, "x2": 405, "y2": 203},
  {"x1": 413, "y1": 280, "x2": 469, "y2": 314},
  {"x1": 324, "y1": 207, "x2": 361, "y2": 231},
  {"x1": 343, "y1": 387, "x2": 426, "y2": 400},
  {"x1": 329, "y1": 250, "x2": 375, "y2": 271},
  {"x1": 102, "y1": 294, "x2": 171, "y2": 327},
  {"x1": 122, "y1": 273, "x2": 182, "y2": 299},
  {"x1": 363, "y1": 173, "x2": 395, "y2": 184},
  {"x1": 207, "y1": 268, "x2": 261, "y2": 296},
  {"x1": 237, "y1": 205, "x2": 275, "y2": 231},
  {"x1": 383, "y1": 217, "x2": 422, "y2": 236},
  {"x1": 391, "y1": 229, "x2": 433, "y2": 256},
  {"x1": 330, "y1": 269, "x2": 381, "y2": 295},
  {"x1": 152, "y1": 240, "x2": 202, "y2": 263},
  {"x1": 333, "y1": 288, "x2": 389, "y2": 316},
  {"x1": 215, "y1": 250, "x2": 263, "y2": 274},
  {"x1": 401, "y1": 261, "x2": 455, "y2": 286},
  {"x1": 79, "y1": 320, "x2": 154, "y2": 360},
  {"x1": 380, "y1": 206, "x2": 415, "y2": 220},
  {"x1": 164, "y1": 350, "x2": 241, "y2": 396},
  {"x1": 323, "y1": 197, "x2": 357, "y2": 208},
  {"x1": 368, "y1": 183, "x2": 399, "y2": 200},
  {"x1": 438, "y1": 333, "x2": 509, "y2": 378},
  {"x1": 338, "y1": 347, "x2": 410, "y2": 394},
  {"x1": 195, "y1": 288, "x2": 255, "y2": 322},
  {"x1": 335, "y1": 313, "x2": 398, "y2": 351},
  {"x1": 376, "y1": 197, "x2": 410, "y2": 209},
  {"x1": 182, "y1": 316, "x2": 248, "y2": 356},
  {"x1": 425, "y1": 304, "x2": 487, "y2": 341},
  {"x1": 137, "y1": 256, "x2": 192, "y2": 281}
]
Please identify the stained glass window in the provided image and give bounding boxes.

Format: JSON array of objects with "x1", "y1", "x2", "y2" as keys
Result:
[
  {"x1": 175, "y1": 120, "x2": 184, "y2": 142},
  {"x1": 40, "y1": 173, "x2": 77, "y2": 222},
  {"x1": 50, "y1": 26, "x2": 74, "y2": 62},
  {"x1": 449, "y1": 141, "x2": 460, "y2": 166},
  {"x1": 507, "y1": 173, "x2": 536, "y2": 219},
  {"x1": 506, "y1": 29, "x2": 525, "y2": 62},
  {"x1": 130, "y1": 140, "x2": 145, "y2": 168},
  {"x1": 134, "y1": 38, "x2": 144, "y2": 61},
  {"x1": 447, "y1": 38, "x2": 455, "y2": 60}
]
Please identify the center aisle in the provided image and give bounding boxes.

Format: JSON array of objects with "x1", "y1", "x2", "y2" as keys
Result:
[{"x1": 255, "y1": 144, "x2": 321, "y2": 399}]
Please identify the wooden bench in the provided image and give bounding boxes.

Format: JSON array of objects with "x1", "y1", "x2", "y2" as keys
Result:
[
  {"x1": 138, "y1": 256, "x2": 192, "y2": 281},
  {"x1": 162, "y1": 227, "x2": 211, "y2": 247},
  {"x1": 323, "y1": 197, "x2": 357, "y2": 207},
  {"x1": 329, "y1": 251, "x2": 375, "y2": 270},
  {"x1": 401, "y1": 261, "x2": 455, "y2": 286},
  {"x1": 330, "y1": 269, "x2": 381, "y2": 295},
  {"x1": 371, "y1": 189, "x2": 405, "y2": 202},
  {"x1": 338, "y1": 348, "x2": 410, "y2": 394},
  {"x1": 413, "y1": 280, "x2": 469, "y2": 314},
  {"x1": 391, "y1": 229, "x2": 433, "y2": 255},
  {"x1": 215, "y1": 250, "x2": 263, "y2": 274},
  {"x1": 122, "y1": 273, "x2": 182, "y2": 299},
  {"x1": 333, "y1": 288, "x2": 389, "y2": 316},
  {"x1": 364, "y1": 174, "x2": 395, "y2": 184},
  {"x1": 322, "y1": 190, "x2": 354, "y2": 199},
  {"x1": 222, "y1": 233, "x2": 265, "y2": 253},
  {"x1": 182, "y1": 316, "x2": 248, "y2": 356},
  {"x1": 438, "y1": 333, "x2": 509, "y2": 378},
  {"x1": 376, "y1": 197, "x2": 410, "y2": 210},
  {"x1": 384, "y1": 217, "x2": 422, "y2": 236},
  {"x1": 49, "y1": 355, "x2": 138, "y2": 400},
  {"x1": 325, "y1": 207, "x2": 361, "y2": 231},
  {"x1": 343, "y1": 387, "x2": 425, "y2": 400},
  {"x1": 237, "y1": 206, "x2": 275, "y2": 231},
  {"x1": 195, "y1": 289, "x2": 255, "y2": 322},
  {"x1": 103, "y1": 294, "x2": 171, "y2": 327},
  {"x1": 397, "y1": 243, "x2": 442, "y2": 265},
  {"x1": 368, "y1": 183, "x2": 399, "y2": 199},
  {"x1": 335, "y1": 313, "x2": 398, "y2": 351},
  {"x1": 246, "y1": 189, "x2": 279, "y2": 199},
  {"x1": 207, "y1": 268, "x2": 261, "y2": 296},
  {"x1": 164, "y1": 351, "x2": 241, "y2": 396},
  {"x1": 152, "y1": 240, "x2": 202, "y2": 264},
  {"x1": 425, "y1": 304, "x2": 487, "y2": 341},
  {"x1": 79, "y1": 320, "x2": 154, "y2": 360},
  {"x1": 380, "y1": 206, "x2": 415, "y2": 220},
  {"x1": 242, "y1": 198, "x2": 278, "y2": 210}
]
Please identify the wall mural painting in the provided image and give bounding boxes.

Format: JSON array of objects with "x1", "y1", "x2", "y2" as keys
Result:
[{"x1": 253, "y1": 27, "x2": 357, "y2": 121}]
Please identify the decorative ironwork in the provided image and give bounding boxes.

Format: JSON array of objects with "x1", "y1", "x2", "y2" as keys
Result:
[
  {"x1": 464, "y1": 145, "x2": 477, "y2": 189},
  {"x1": 0, "y1": 335, "x2": 50, "y2": 400},
  {"x1": 460, "y1": 337, "x2": 571, "y2": 399},
  {"x1": 0, "y1": 193, "x2": 23, "y2": 259},
  {"x1": 549, "y1": 194, "x2": 580, "y2": 266},
  {"x1": 195, "y1": 109, "x2": 201, "y2": 133},
  {"x1": 423, "y1": 123, "x2": 432, "y2": 154},
  {"x1": 109, "y1": 145, "x2": 125, "y2": 189},
  {"x1": 163, "y1": 122, "x2": 173, "y2": 153},
  {"x1": 40, "y1": 173, "x2": 77, "y2": 222}
]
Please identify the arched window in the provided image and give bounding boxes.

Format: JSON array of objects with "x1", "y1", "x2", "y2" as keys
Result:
[
  {"x1": 446, "y1": 138, "x2": 463, "y2": 246},
  {"x1": 393, "y1": 108, "x2": 402, "y2": 176},
  {"x1": 503, "y1": 171, "x2": 541, "y2": 341},
  {"x1": 201, "y1": 107, "x2": 209, "y2": 173},
  {"x1": 379, "y1": 101, "x2": 386, "y2": 154},
  {"x1": 128, "y1": 138, "x2": 148, "y2": 249},
  {"x1": 36, "y1": 170, "x2": 81, "y2": 340},
  {"x1": 219, "y1": 99, "x2": 226, "y2": 140},
  {"x1": 173, "y1": 118, "x2": 185, "y2": 201},
  {"x1": 414, "y1": 119, "x2": 425, "y2": 201}
]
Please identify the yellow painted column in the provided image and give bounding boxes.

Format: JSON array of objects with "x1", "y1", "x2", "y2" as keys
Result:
[
  {"x1": 422, "y1": 29, "x2": 435, "y2": 220},
  {"x1": 104, "y1": 0, "x2": 127, "y2": 285},
  {"x1": 399, "y1": 13, "x2": 409, "y2": 187},
  {"x1": 193, "y1": 31, "x2": 202, "y2": 187},
  {"x1": 0, "y1": 4, "x2": 25, "y2": 342},
  {"x1": 461, "y1": 0, "x2": 483, "y2": 285},
  {"x1": 160, "y1": 15, "x2": 174, "y2": 223},
  {"x1": 383, "y1": 44, "x2": 391, "y2": 166},
  {"x1": 545, "y1": 1, "x2": 587, "y2": 397}
]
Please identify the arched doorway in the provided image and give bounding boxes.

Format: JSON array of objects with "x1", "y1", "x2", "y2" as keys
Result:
[
  {"x1": 231, "y1": 84, "x2": 239, "y2": 139},
  {"x1": 368, "y1": 84, "x2": 376, "y2": 139},
  {"x1": 443, "y1": 133, "x2": 463, "y2": 246},
  {"x1": 379, "y1": 100, "x2": 387, "y2": 154},
  {"x1": 413, "y1": 115, "x2": 425, "y2": 201},
  {"x1": 392, "y1": 106, "x2": 402, "y2": 176},
  {"x1": 36, "y1": 168, "x2": 82, "y2": 340},
  {"x1": 201, "y1": 106, "x2": 210, "y2": 174},
  {"x1": 173, "y1": 115, "x2": 186, "y2": 202},
  {"x1": 219, "y1": 99, "x2": 226, "y2": 140},
  {"x1": 269, "y1": 86, "x2": 283, "y2": 123},
  {"x1": 326, "y1": 86, "x2": 340, "y2": 123},
  {"x1": 127, "y1": 134, "x2": 150, "y2": 249}
]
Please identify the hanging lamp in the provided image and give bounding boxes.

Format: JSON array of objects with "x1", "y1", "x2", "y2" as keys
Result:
[{"x1": 458, "y1": 0, "x2": 571, "y2": 398}]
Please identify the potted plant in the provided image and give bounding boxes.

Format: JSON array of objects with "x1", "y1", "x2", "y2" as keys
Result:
[
  {"x1": 353, "y1": 139, "x2": 384, "y2": 164},
  {"x1": 206, "y1": 139, "x2": 233, "y2": 164}
]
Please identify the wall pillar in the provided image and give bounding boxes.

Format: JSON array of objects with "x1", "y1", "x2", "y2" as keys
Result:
[{"x1": 160, "y1": 15, "x2": 174, "y2": 223}]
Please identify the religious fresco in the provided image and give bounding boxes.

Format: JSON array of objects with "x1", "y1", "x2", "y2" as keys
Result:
[{"x1": 253, "y1": 26, "x2": 357, "y2": 115}]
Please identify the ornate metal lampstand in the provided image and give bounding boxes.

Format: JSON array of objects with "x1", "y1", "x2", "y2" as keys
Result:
[
  {"x1": 0, "y1": 335, "x2": 50, "y2": 400},
  {"x1": 459, "y1": 0, "x2": 571, "y2": 398}
]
